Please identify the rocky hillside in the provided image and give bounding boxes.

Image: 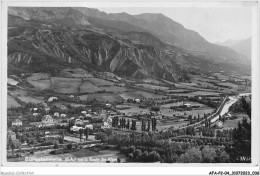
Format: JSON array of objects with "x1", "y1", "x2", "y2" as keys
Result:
[
  {"x1": 8, "y1": 14, "x2": 188, "y2": 81},
  {"x1": 73, "y1": 7, "x2": 248, "y2": 65},
  {"x1": 8, "y1": 7, "x2": 250, "y2": 82}
]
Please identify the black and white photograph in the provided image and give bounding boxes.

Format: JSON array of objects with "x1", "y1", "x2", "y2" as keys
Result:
[{"x1": 1, "y1": 0, "x2": 259, "y2": 175}]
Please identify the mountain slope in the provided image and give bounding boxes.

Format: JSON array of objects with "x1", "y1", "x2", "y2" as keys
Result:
[
  {"x1": 8, "y1": 14, "x2": 190, "y2": 81},
  {"x1": 8, "y1": 7, "x2": 251, "y2": 82},
  {"x1": 215, "y1": 38, "x2": 251, "y2": 60},
  {"x1": 73, "y1": 7, "x2": 248, "y2": 65},
  {"x1": 230, "y1": 38, "x2": 251, "y2": 60}
]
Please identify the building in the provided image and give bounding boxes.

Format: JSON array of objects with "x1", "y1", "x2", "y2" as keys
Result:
[
  {"x1": 106, "y1": 117, "x2": 113, "y2": 123},
  {"x1": 33, "y1": 113, "x2": 39, "y2": 117},
  {"x1": 60, "y1": 114, "x2": 67, "y2": 118},
  {"x1": 85, "y1": 124, "x2": 93, "y2": 130},
  {"x1": 7, "y1": 130, "x2": 16, "y2": 140},
  {"x1": 48, "y1": 96, "x2": 58, "y2": 102},
  {"x1": 101, "y1": 122, "x2": 110, "y2": 129},
  {"x1": 135, "y1": 99, "x2": 140, "y2": 103},
  {"x1": 42, "y1": 115, "x2": 54, "y2": 124},
  {"x1": 30, "y1": 122, "x2": 43, "y2": 128},
  {"x1": 70, "y1": 126, "x2": 83, "y2": 132},
  {"x1": 99, "y1": 113, "x2": 107, "y2": 119},
  {"x1": 81, "y1": 111, "x2": 87, "y2": 114},
  {"x1": 184, "y1": 103, "x2": 191, "y2": 108},
  {"x1": 12, "y1": 119, "x2": 22, "y2": 127},
  {"x1": 54, "y1": 112, "x2": 60, "y2": 117},
  {"x1": 75, "y1": 119, "x2": 84, "y2": 126},
  {"x1": 105, "y1": 103, "x2": 112, "y2": 108},
  {"x1": 59, "y1": 122, "x2": 68, "y2": 127},
  {"x1": 82, "y1": 120, "x2": 90, "y2": 123},
  {"x1": 154, "y1": 115, "x2": 162, "y2": 120},
  {"x1": 45, "y1": 107, "x2": 50, "y2": 112},
  {"x1": 85, "y1": 114, "x2": 92, "y2": 118},
  {"x1": 216, "y1": 121, "x2": 223, "y2": 128}
]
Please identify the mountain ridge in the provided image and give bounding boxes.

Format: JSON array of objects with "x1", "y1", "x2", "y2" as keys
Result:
[{"x1": 7, "y1": 7, "x2": 251, "y2": 82}]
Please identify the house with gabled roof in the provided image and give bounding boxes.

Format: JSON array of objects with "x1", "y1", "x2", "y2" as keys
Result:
[
  {"x1": 12, "y1": 119, "x2": 22, "y2": 127},
  {"x1": 42, "y1": 115, "x2": 54, "y2": 124}
]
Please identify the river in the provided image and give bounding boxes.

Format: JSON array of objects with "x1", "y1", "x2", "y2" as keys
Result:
[{"x1": 210, "y1": 96, "x2": 238, "y2": 123}]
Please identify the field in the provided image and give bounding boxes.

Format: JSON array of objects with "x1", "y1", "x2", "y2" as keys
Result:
[
  {"x1": 29, "y1": 80, "x2": 51, "y2": 90},
  {"x1": 212, "y1": 73, "x2": 230, "y2": 80},
  {"x1": 51, "y1": 77, "x2": 81, "y2": 94},
  {"x1": 157, "y1": 120, "x2": 189, "y2": 130},
  {"x1": 27, "y1": 73, "x2": 51, "y2": 90},
  {"x1": 85, "y1": 78, "x2": 114, "y2": 86},
  {"x1": 222, "y1": 114, "x2": 250, "y2": 130},
  {"x1": 142, "y1": 78, "x2": 164, "y2": 85},
  {"x1": 79, "y1": 93, "x2": 124, "y2": 102},
  {"x1": 167, "y1": 89, "x2": 191, "y2": 93},
  {"x1": 160, "y1": 101, "x2": 206, "y2": 108},
  {"x1": 120, "y1": 91, "x2": 167, "y2": 100},
  {"x1": 136, "y1": 84, "x2": 169, "y2": 90},
  {"x1": 117, "y1": 105, "x2": 149, "y2": 115},
  {"x1": 79, "y1": 81, "x2": 101, "y2": 93},
  {"x1": 217, "y1": 82, "x2": 239, "y2": 89},
  {"x1": 100, "y1": 86, "x2": 127, "y2": 92},
  {"x1": 189, "y1": 91, "x2": 221, "y2": 96},
  {"x1": 160, "y1": 107, "x2": 215, "y2": 117},
  {"x1": 7, "y1": 95, "x2": 21, "y2": 108},
  {"x1": 8, "y1": 89, "x2": 44, "y2": 104},
  {"x1": 27, "y1": 75, "x2": 118, "y2": 94}
]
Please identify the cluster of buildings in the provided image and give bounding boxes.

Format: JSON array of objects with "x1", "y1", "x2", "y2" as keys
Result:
[{"x1": 10, "y1": 105, "x2": 116, "y2": 132}]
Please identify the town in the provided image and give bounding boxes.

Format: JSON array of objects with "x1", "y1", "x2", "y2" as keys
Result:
[{"x1": 7, "y1": 70, "x2": 251, "y2": 163}]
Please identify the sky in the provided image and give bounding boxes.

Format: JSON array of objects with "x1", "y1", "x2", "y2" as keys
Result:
[{"x1": 98, "y1": 7, "x2": 252, "y2": 43}]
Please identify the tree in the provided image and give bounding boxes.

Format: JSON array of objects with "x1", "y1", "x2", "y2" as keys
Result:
[
  {"x1": 79, "y1": 129, "x2": 83, "y2": 141},
  {"x1": 128, "y1": 153, "x2": 133, "y2": 160},
  {"x1": 67, "y1": 143, "x2": 72, "y2": 150},
  {"x1": 188, "y1": 115, "x2": 192, "y2": 121},
  {"x1": 95, "y1": 132, "x2": 108, "y2": 142},
  {"x1": 84, "y1": 128, "x2": 89, "y2": 141},
  {"x1": 148, "y1": 151, "x2": 161, "y2": 162},
  {"x1": 9, "y1": 138, "x2": 15, "y2": 156},
  {"x1": 201, "y1": 146, "x2": 216, "y2": 163},
  {"x1": 178, "y1": 147, "x2": 203, "y2": 163},
  {"x1": 215, "y1": 148, "x2": 230, "y2": 163},
  {"x1": 241, "y1": 96, "x2": 251, "y2": 119},
  {"x1": 133, "y1": 149, "x2": 142, "y2": 160},
  {"x1": 186, "y1": 126, "x2": 195, "y2": 136},
  {"x1": 141, "y1": 120, "x2": 145, "y2": 131},
  {"x1": 151, "y1": 118, "x2": 157, "y2": 131},
  {"x1": 53, "y1": 142, "x2": 59, "y2": 149},
  {"x1": 58, "y1": 137, "x2": 64, "y2": 144},
  {"x1": 127, "y1": 119, "x2": 130, "y2": 129},
  {"x1": 147, "y1": 120, "x2": 150, "y2": 131},
  {"x1": 151, "y1": 106, "x2": 160, "y2": 112},
  {"x1": 141, "y1": 151, "x2": 149, "y2": 162}
]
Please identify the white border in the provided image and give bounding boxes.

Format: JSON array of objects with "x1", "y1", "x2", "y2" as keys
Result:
[{"x1": 1, "y1": 0, "x2": 259, "y2": 175}]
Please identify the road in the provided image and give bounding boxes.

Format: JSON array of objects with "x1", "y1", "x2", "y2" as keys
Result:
[{"x1": 210, "y1": 96, "x2": 238, "y2": 123}]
